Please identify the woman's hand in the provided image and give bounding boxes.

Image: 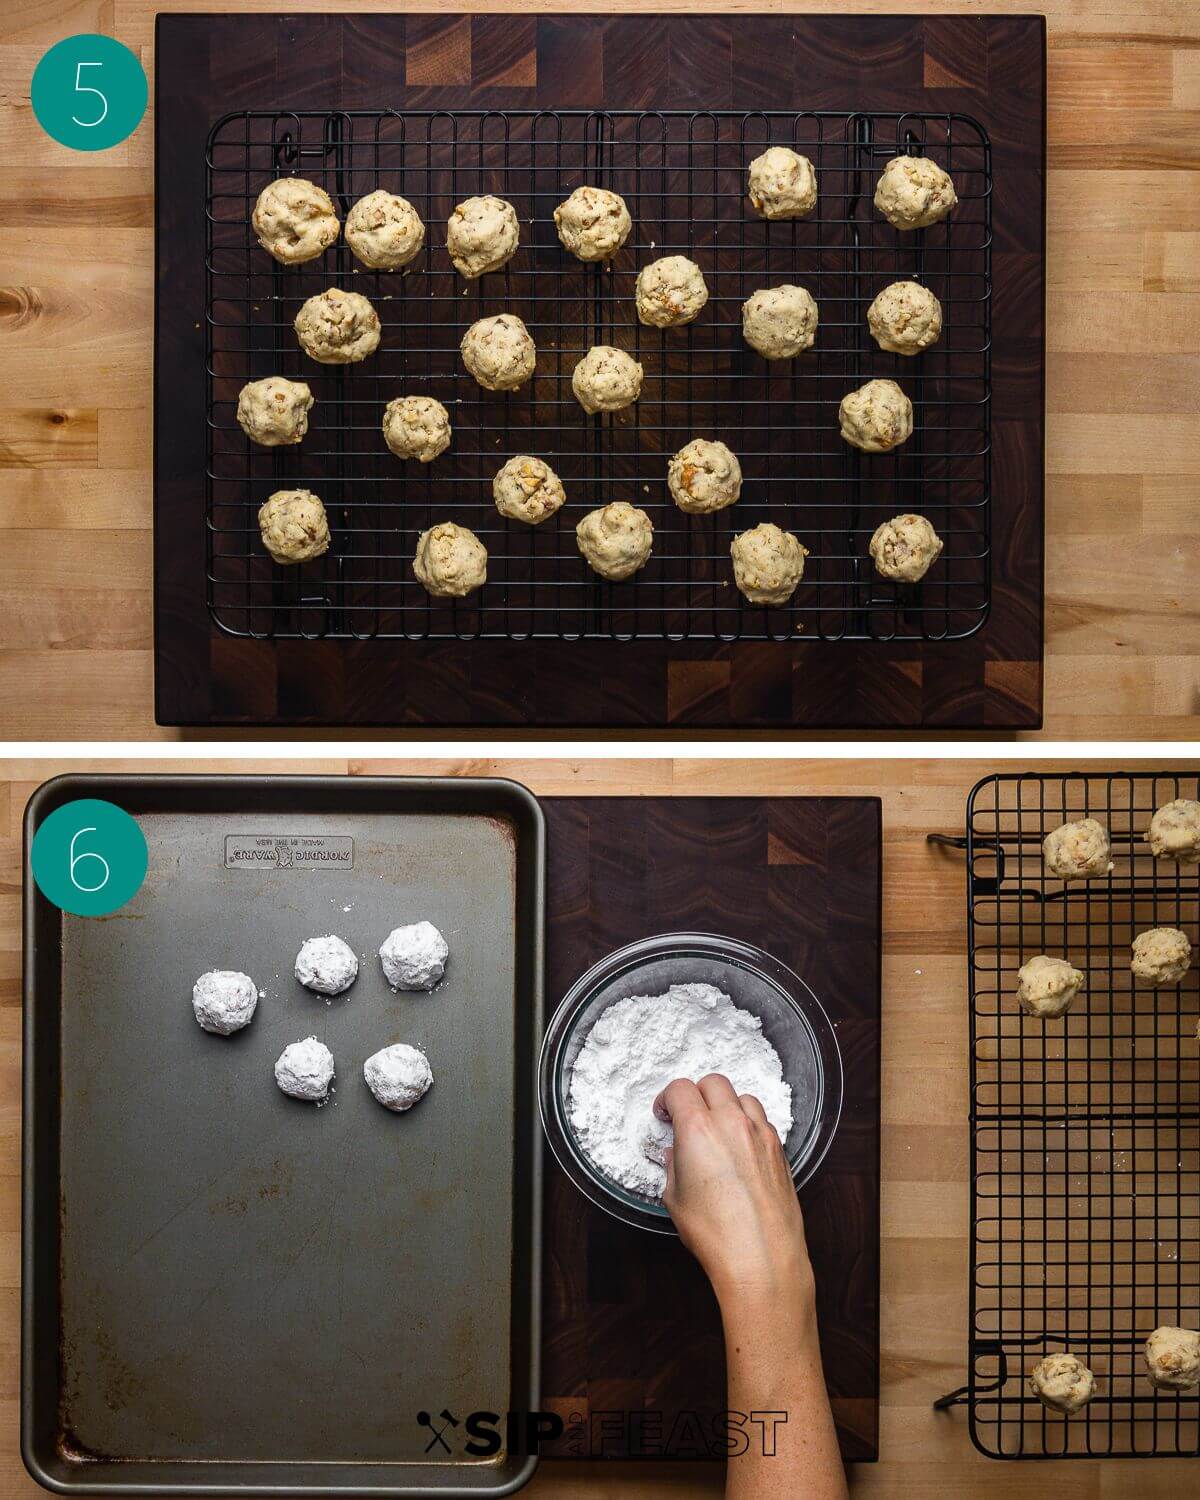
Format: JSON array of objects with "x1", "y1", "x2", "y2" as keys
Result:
[
  {"x1": 653, "y1": 1073, "x2": 815, "y2": 1314},
  {"x1": 656, "y1": 1074, "x2": 848, "y2": 1500}
]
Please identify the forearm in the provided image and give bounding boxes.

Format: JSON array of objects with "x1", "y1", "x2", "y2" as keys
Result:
[{"x1": 720, "y1": 1284, "x2": 848, "y2": 1500}]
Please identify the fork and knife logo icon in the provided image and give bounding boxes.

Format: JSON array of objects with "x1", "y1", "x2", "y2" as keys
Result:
[{"x1": 416, "y1": 1409, "x2": 459, "y2": 1454}]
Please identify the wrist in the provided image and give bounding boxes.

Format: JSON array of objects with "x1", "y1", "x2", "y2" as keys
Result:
[{"x1": 713, "y1": 1259, "x2": 817, "y2": 1337}]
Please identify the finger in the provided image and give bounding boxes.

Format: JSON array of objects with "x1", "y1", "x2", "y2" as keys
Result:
[
  {"x1": 738, "y1": 1092, "x2": 770, "y2": 1127},
  {"x1": 653, "y1": 1076, "x2": 706, "y2": 1125},
  {"x1": 660, "y1": 1138, "x2": 678, "y2": 1213},
  {"x1": 696, "y1": 1072, "x2": 740, "y2": 1109}
]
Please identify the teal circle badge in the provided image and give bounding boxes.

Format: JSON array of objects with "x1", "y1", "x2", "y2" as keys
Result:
[
  {"x1": 31, "y1": 35, "x2": 147, "y2": 152},
  {"x1": 31, "y1": 799, "x2": 148, "y2": 917}
]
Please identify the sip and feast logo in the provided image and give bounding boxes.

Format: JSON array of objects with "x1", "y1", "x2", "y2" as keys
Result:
[
  {"x1": 224, "y1": 835, "x2": 354, "y2": 870},
  {"x1": 416, "y1": 1408, "x2": 788, "y2": 1458}
]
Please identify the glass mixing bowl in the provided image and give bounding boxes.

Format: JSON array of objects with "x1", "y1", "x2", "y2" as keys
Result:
[{"x1": 538, "y1": 932, "x2": 844, "y2": 1234}]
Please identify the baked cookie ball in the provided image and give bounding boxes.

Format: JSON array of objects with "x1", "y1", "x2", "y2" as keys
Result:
[
  {"x1": 576, "y1": 502, "x2": 653, "y2": 582},
  {"x1": 642, "y1": 1119, "x2": 672, "y2": 1169},
  {"x1": 294, "y1": 934, "x2": 358, "y2": 997},
  {"x1": 251, "y1": 177, "x2": 339, "y2": 264},
  {"x1": 874, "y1": 155, "x2": 957, "y2": 230},
  {"x1": 869, "y1": 513, "x2": 944, "y2": 583},
  {"x1": 1044, "y1": 818, "x2": 1114, "y2": 880},
  {"x1": 867, "y1": 280, "x2": 943, "y2": 356},
  {"x1": 1131, "y1": 927, "x2": 1192, "y2": 987},
  {"x1": 747, "y1": 146, "x2": 817, "y2": 220},
  {"x1": 493, "y1": 455, "x2": 566, "y2": 525},
  {"x1": 274, "y1": 1038, "x2": 335, "y2": 1102},
  {"x1": 294, "y1": 288, "x2": 381, "y2": 364},
  {"x1": 742, "y1": 284, "x2": 818, "y2": 360},
  {"x1": 554, "y1": 185, "x2": 632, "y2": 262},
  {"x1": 379, "y1": 920, "x2": 448, "y2": 991},
  {"x1": 460, "y1": 314, "x2": 536, "y2": 391},
  {"x1": 413, "y1": 522, "x2": 487, "y2": 599},
  {"x1": 668, "y1": 439, "x2": 742, "y2": 515},
  {"x1": 1145, "y1": 1327, "x2": 1200, "y2": 1392},
  {"x1": 236, "y1": 377, "x2": 314, "y2": 447},
  {"x1": 1029, "y1": 1354, "x2": 1095, "y2": 1415},
  {"x1": 446, "y1": 194, "x2": 519, "y2": 278},
  {"x1": 635, "y1": 255, "x2": 708, "y2": 328},
  {"x1": 730, "y1": 523, "x2": 808, "y2": 606},
  {"x1": 192, "y1": 970, "x2": 258, "y2": 1036},
  {"x1": 1146, "y1": 799, "x2": 1200, "y2": 864},
  {"x1": 1016, "y1": 955, "x2": 1085, "y2": 1019},
  {"x1": 572, "y1": 345, "x2": 643, "y2": 413},
  {"x1": 839, "y1": 379, "x2": 913, "y2": 453},
  {"x1": 345, "y1": 190, "x2": 425, "y2": 270},
  {"x1": 258, "y1": 489, "x2": 330, "y2": 565},
  {"x1": 364, "y1": 1043, "x2": 433, "y2": 1112},
  {"x1": 382, "y1": 395, "x2": 451, "y2": 463}
]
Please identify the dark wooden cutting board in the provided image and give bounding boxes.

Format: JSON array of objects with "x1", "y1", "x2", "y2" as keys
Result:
[
  {"x1": 540, "y1": 796, "x2": 882, "y2": 1461},
  {"x1": 155, "y1": 12, "x2": 1044, "y2": 728}
]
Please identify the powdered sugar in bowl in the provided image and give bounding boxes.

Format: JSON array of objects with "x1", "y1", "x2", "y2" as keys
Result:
[{"x1": 538, "y1": 932, "x2": 844, "y2": 1235}]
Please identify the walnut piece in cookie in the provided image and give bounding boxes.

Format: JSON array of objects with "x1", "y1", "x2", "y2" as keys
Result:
[
  {"x1": 1016, "y1": 955, "x2": 1084, "y2": 1018},
  {"x1": 867, "y1": 280, "x2": 943, "y2": 355},
  {"x1": 742, "y1": 284, "x2": 818, "y2": 359},
  {"x1": 554, "y1": 185, "x2": 632, "y2": 262},
  {"x1": 572, "y1": 345, "x2": 643, "y2": 413},
  {"x1": 258, "y1": 489, "x2": 330, "y2": 565},
  {"x1": 668, "y1": 439, "x2": 742, "y2": 515},
  {"x1": 868, "y1": 513, "x2": 943, "y2": 583},
  {"x1": 747, "y1": 146, "x2": 817, "y2": 220},
  {"x1": 382, "y1": 395, "x2": 451, "y2": 462},
  {"x1": 838, "y1": 379, "x2": 913, "y2": 452},
  {"x1": 576, "y1": 502, "x2": 653, "y2": 581},
  {"x1": 446, "y1": 194, "x2": 520, "y2": 278},
  {"x1": 874, "y1": 154, "x2": 957, "y2": 230},
  {"x1": 730, "y1": 523, "x2": 808, "y2": 606},
  {"x1": 635, "y1": 255, "x2": 708, "y2": 328},
  {"x1": 294, "y1": 288, "x2": 381, "y2": 364},
  {"x1": 345, "y1": 190, "x2": 425, "y2": 270},
  {"x1": 251, "y1": 177, "x2": 339, "y2": 264},
  {"x1": 1043, "y1": 818, "x2": 1113, "y2": 880},
  {"x1": 413, "y1": 522, "x2": 487, "y2": 598},
  {"x1": 460, "y1": 314, "x2": 537, "y2": 391},
  {"x1": 493, "y1": 455, "x2": 566, "y2": 525},
  {"x1": 236, "y1": 377, "x2": 314, "y2": 447}
]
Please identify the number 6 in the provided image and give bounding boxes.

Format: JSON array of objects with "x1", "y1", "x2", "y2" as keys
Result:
[
  {"x1": 71, "y1": 61, "x2": 108, "y2": 128},
  {"x1": 69, "y1": 827, "x2": 110, "y2": 893}
]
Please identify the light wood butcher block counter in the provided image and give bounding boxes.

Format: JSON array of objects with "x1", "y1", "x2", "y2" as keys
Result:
[
  {"x1": 0, "y1": 755, "x2": 1196, "y2": 1496},
  {"x1": 1, "y1": 1, "x2": 1199, "y2": 738}
]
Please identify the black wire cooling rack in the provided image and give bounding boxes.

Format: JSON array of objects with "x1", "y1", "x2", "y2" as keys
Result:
[
  {"x1": 931, "y1": 772, "x2": 1200, "y2": 1460},
  {"x1": 205, "y1": 108, "x2": 991, "y2": 642}
]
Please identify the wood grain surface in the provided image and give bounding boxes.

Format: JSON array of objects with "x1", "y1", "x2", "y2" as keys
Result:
[
  {"x1": 540, "y1": 796, "x2": 881, "y2": 1461},
  {"x1": 1, "y1": 754, "x2": 1198, "y2": 1498},
  {"x1": 153, "y1": 9, "x2": 1042, "y2": 732},
  {"x1": 0, "y1": 0, "x2": 1196, "y2": 739}
]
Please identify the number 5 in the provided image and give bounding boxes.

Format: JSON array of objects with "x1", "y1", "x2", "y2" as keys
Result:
[
  {"x1": 71, "y1": 61, "x2": 108, "y2": 128},
  {"x1": 69, "y1": 827, "x2": 110, "y2": 893}
]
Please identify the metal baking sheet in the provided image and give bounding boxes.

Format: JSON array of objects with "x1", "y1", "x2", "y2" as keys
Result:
[{"x1": 22, "y1": 775, "x2": 544, "y2": 1495}]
